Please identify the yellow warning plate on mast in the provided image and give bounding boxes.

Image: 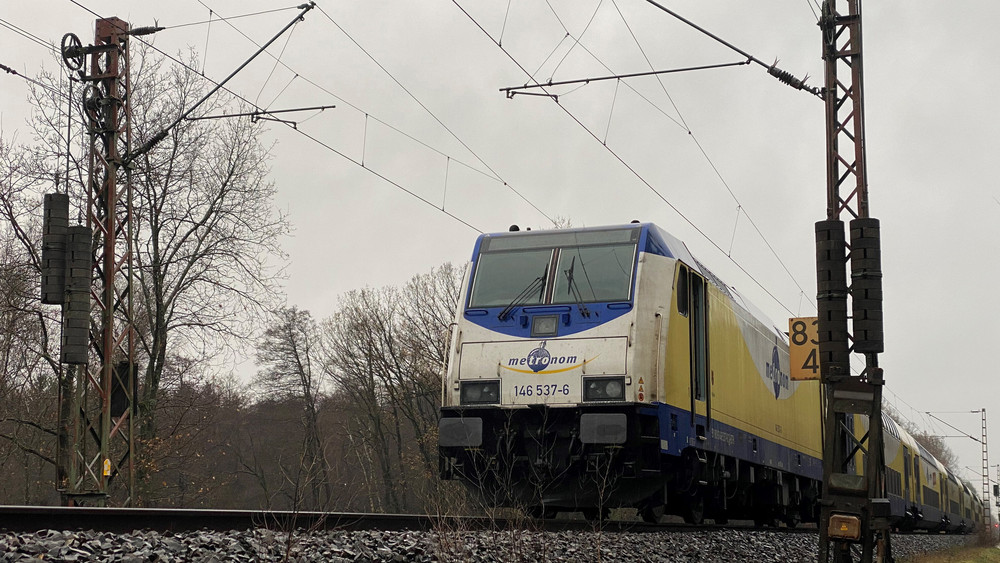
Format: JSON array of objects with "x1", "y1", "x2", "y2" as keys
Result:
[{"x1": 789, "y1": 317, "x2": 820, "y2": 381}]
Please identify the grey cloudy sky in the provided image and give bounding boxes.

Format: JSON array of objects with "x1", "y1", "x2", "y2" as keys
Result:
[{"x1": 3, "y1": 1, "x2": 999, "y2": 492}]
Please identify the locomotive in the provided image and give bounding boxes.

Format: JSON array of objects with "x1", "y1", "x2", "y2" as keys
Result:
[{"x1": 438, "y1": 222, "x2": 983, "y2": 530}]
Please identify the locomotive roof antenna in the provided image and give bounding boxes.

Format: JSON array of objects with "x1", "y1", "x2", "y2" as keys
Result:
[{"x1": 814, "y1": 1, "x2": 891, "y2": 562}]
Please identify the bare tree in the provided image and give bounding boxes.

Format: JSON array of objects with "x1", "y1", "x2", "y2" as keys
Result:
[
  {"x1": 255, "y1": 307, "x2": 331, "y2": 509},
  {"x1": 319, "y1": 263, "x2": 462, "y2": 511},
  {"x1": 395, "y1": 263, "x2": 462, "y2": 465},
  {"x1": 319, "y1": 290, "x2": 400, "y2": 511},
  {"x1": 1, "y1": 44, "x2": 288, "y2": 499},
  {"x1": 127, "y1": 47, "x2": 288, "y2": 443},
  {"x1": 0, "y1": 133, "x2": 65, "y2": 497}
]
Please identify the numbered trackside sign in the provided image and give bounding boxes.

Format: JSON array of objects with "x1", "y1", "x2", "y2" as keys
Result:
[{"x1": 788, "y1": 317, "x2": 819, "y2": 381}]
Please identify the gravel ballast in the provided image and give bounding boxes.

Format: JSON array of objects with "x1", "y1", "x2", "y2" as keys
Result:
[{"x1": 0, "y1": 528, "x2": 974, "y2": 562}]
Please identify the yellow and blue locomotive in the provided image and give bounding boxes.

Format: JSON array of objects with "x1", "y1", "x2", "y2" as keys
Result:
[
  {"x1": 439, "y1": 223, "x2": 823, "y2": 523},
  {"x1": 438, "y1": 222, "x2": 984, "y2": 528}
]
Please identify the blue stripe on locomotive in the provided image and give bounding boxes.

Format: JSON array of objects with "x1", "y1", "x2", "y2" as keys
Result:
[{"x1": 641, "y1": 403, "x2": 823, "y2": 482}]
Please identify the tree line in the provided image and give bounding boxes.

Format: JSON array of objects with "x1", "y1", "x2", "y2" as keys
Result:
[
  {"x1": 0, "y1": 44, "x2": 471, "y2": 512},
  {"x1": 1, "y1": 40, "x2": 960, "y2": 513}
]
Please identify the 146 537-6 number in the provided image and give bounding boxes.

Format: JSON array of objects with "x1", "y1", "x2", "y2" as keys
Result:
[{"x1": 513, "y1": 384, "x2": 571, "y2": 397}]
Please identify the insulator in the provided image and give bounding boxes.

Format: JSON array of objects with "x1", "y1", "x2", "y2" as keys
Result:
[{"x1": 127, "y1": 26, "x2": 164, "y2": 37}]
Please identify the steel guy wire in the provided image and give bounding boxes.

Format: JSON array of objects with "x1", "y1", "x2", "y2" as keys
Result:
[
  {"x1": 548, "y1": 0, "x2": 603, "y2": 80},
  {"x1": 164, "y1": 5, "x2": 301, "y2": 30}
]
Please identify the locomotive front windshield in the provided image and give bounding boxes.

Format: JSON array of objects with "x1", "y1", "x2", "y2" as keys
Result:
[{"x1": 468, "y1": 227, "x2": 639, "y2": 308}]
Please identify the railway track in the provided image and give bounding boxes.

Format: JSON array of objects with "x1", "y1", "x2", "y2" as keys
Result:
[
  {"x1": 0, "y1": 506, "x2": 971, "y2": 562},
  {"x1": 0, "y1": 505, "x2": 820, "y2": 535}
]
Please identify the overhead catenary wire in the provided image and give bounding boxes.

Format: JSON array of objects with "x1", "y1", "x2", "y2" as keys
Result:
[
  {"x1": 313, "y1": 4, "x2": 557, "y2": 227},
  {"x1": 0, "y1": 18, "x2": 60, "y2": 54},
  {"x1": 643, "y1": 0, "x2": 821, "y2": 97},
  {"x1": 62, "y1": 0, "x2": 485, "y2": 235},
  {"x1": 452, "y1": 0, "x2": 798, "y2": 316},
  {"x1": 454, "y1": 1, "x2": 814, "y2": 317},
  {"x1": 181, "y1": 0, "x2": 545, "y2": 223},
  {"x1": 607, "y1": 0, "x2": 816, "y2": 308},
  {"x1": 0, "y1": 60, "x2": 70, "y2": 101},
  {"x1": 594, "y1": 0, "x2": 817, "y2": 310}
]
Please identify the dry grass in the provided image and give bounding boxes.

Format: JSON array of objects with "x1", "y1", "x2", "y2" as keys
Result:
[{"x1": 899, "y1": 546, "x2": 1000, "y2": 563}]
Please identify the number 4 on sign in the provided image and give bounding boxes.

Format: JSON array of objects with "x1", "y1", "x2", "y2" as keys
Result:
[{"x1": 788, "y1": 317, "x2": 820, "y2": 381}]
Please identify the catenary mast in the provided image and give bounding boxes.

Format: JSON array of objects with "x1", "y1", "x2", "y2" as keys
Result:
[{"x1": 815, "y1": 1, "x2": 890, "y2": 561}]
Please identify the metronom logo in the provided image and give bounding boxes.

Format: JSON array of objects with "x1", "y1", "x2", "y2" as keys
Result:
[{"x1": 501, "y1": 341, "x2": 592, "y2": 375}]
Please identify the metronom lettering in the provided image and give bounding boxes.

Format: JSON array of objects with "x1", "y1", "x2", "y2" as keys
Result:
[{"x1": 508, "y1": 355, "x2": 578, "y2": 366}]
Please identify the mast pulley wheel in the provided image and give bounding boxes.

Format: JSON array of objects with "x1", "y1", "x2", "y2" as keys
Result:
[{"x1": 61, "y1": 33, "x2": 84, "y2": 71}]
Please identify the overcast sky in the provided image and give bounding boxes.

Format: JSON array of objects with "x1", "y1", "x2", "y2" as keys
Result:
[{"x1": 3, "y1": 1, "x2": 999, "y2": 495}]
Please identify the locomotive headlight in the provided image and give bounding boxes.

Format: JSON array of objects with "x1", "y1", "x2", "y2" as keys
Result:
[
  {"x1": 460, "y1": 380, "x2": 501, "y2": 405},
  {"x1": 583, "y1": 377, "x2": 626, "y2": 401}
]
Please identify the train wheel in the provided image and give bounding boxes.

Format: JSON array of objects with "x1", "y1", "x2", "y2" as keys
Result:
[
  {"x1": 753, "y1": 513, "x2": 780, "y2": 528},
  {"x1": 640, "y1": 504, "x2": 665, "y2": 523},
  {"x1": 682, "y1": 494, "x2": 705, "y2": 525},
  {"x1": 582, "y1": 507, "x2": 610, "y2": 522},
  {"x1": 527, "y1": 506, "x2": 557, "y2": 519},
  {"x1": 782, "y1": 511, "x2": 800, "y2": 529}
]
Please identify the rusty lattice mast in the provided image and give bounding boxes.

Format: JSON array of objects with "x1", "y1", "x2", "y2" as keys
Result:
[
  {"x1": 57, "y1": 17, "x2": 136, "y2": 507},
  {"x1": 816, "y1": 0, "x2": 890, "y2": 561}
]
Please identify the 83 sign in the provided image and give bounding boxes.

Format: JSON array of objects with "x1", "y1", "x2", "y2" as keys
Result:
[{"x1": 788, "y1": 317, "x2": 820, "y2": 381}]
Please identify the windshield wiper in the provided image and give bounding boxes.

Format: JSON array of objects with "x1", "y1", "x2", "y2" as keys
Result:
[
  {"x1": 564, "y1": 256, "x2": 591, "y2": 318},
  {"x1": 498, "y1": 266, "x2": 547, "y2": 321}
]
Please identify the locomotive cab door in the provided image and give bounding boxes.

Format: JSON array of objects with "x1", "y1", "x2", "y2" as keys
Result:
[
  {"x1": 677, "y1": 263, "x2": 710, "y2": 436},
  {"x1": 903, "y1": 446, "x2": 911, "y2": 503}
]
